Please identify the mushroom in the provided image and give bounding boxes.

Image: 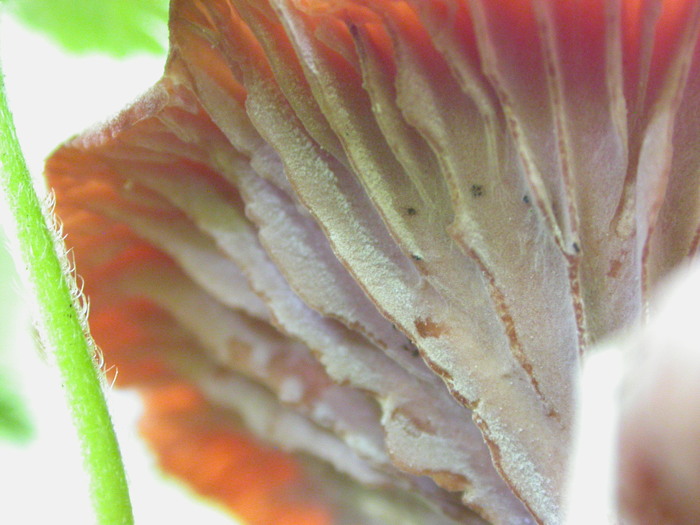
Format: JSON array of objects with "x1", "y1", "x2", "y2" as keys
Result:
[{"x1": 45, "y1": 0, "x2": 700, "y2": 524}]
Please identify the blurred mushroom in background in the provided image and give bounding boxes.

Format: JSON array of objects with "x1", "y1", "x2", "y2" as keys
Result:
[
  {"x1": 617, "y1": 262, "x2": 700, "y2": 525},
  {"x1": 565, "y1": 261, "x2": 700, "y2": 525}
]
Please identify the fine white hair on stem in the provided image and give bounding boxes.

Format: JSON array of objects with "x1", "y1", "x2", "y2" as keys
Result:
[{"x1": 40, "y1": 188, "x2": 106, "y2": 377}]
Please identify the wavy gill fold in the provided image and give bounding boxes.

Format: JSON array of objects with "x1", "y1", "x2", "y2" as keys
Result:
[{"x1": 46, "y1": 1, "x2": 700, "y2": 523}]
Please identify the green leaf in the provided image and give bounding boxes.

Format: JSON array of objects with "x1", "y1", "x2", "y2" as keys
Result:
[
  {"x1": 0, "y1": 378, "x2": 33, "y2": 443},
  {"x1": 0, "y1": 227, "x2": 33, "y2": 443},
  {"x1": 5, "y1": 0, "x2": 169, "y2": 57}
]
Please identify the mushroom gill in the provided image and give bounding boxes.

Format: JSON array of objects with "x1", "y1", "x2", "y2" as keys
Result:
[{"x1": 45, "y1": 0, "x2": 700, "y2": 524}]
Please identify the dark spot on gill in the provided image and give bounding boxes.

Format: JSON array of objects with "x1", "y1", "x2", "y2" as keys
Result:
[
  {"x1": 411, "y1": 254, "x2": 423, "y2": 261},
  {"x1": 572, "y1": 242, "x2": 580, "y2": 254},
  {"x1": 402, "y1": 344, "x2": 420, "y2": 358},
  {"x1": 523, "y1": 194, "x2": 530, "y2": 204},
  {"x1": 406, "y1": 207, "x2": 417, "y2": 216},
  {"x1": 470, "y1": 184, "x2": 484, "y2": 198}
]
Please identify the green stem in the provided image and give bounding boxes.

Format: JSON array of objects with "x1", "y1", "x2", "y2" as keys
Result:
[{"x1": 0, "y1": 67, "x2": 134, "y2": 524}]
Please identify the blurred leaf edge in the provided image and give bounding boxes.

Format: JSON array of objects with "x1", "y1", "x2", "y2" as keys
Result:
[{"x1": 3, "y1": 0, "x2": 170, "y2": 58}]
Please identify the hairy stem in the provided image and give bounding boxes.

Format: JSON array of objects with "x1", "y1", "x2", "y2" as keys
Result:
[{"x1": 0, "y1": 66, "x2": 134, "y2": 524}]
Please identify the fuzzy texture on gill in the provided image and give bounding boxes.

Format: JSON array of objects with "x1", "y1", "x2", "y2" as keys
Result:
[{"x1": 46, "y1": 1, "x2": 700, "y2": 524}]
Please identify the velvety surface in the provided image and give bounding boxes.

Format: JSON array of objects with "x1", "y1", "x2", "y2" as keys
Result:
[{"x1": 46, "y1": 1, "x2": 700, "y2": 523}]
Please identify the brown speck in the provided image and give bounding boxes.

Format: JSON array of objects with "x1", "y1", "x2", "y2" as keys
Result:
[
  {"x1": 415, "y1": 317, "x2": 446, "y2": 338},
  {"x1": 608, "y1": 258, "x2": 623, "y2": 278},
  {"x1": 546, "y1": 407, "x2": 562, "y2": 422},
  {"x1": 470, "y1": 184, "x2": 484, "y2": 197},
  {"x1": 431, "y1": 471, "x2": 471, "y2": 492}
]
